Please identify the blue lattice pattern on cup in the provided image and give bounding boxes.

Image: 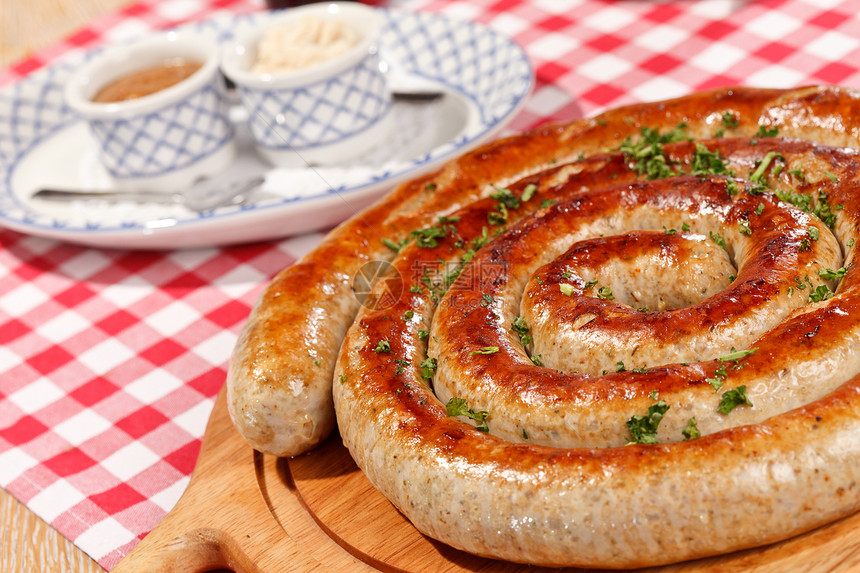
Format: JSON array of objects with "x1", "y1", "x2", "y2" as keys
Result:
[
  {"x1": 237, "y1": 53, "x2": 391, "y2": 151},
  {"x1": 88, "y1": 83, "x2": 234, "y2": 178},
  {"x1": 380, "y1": 10, "x2": 530, "y2": 124}
]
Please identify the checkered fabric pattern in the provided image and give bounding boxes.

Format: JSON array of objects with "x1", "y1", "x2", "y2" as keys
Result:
[{"x1": 1, "y1": 0, "x2": 859, "y2": 569}]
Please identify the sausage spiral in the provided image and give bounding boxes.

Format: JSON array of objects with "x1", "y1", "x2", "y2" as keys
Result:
[{"x1": 228, "y1": 85, "x2": 860, "y2": 567}]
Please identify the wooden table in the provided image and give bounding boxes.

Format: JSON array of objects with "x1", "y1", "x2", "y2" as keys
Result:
[{"x1": 0, "y1": 3, "x2": 131, "y2": 572}]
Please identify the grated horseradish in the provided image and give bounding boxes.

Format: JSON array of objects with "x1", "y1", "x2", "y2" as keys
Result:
[{"x1": 252, "y1": 15, "x2": 360, "y2": 75}]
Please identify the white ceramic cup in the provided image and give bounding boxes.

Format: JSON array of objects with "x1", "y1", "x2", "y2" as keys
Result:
[
  {"x1": 221, "y1": 2, "x2": 393, "y2": 168},
  {"x1": 65, "y1": 31, "x2": 236, "y2": 193}
]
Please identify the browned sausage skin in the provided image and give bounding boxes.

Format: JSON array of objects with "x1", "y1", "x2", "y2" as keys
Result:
[
  {"x1": 229, "y1": 84, "x2": 860, "y2": 566},
  {"x1": 332, "y1": 133, "x2": 860, "y2": 567},
  {"x1": 228, "y1": 86, "x2": 860, "y2": 457}
]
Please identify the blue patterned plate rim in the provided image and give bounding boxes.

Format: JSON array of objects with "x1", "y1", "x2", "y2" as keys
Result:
[{"x1": 0, "y1": 8, "x2": 534, "y2": 249}]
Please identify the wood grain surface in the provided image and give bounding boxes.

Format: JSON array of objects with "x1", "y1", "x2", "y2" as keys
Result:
[
  {"x1": 0, "y1": 3, "x2": 133, "y2": 571},
  {"x1": 108, "y1": 385, "x2": 860, "y2": 573}
]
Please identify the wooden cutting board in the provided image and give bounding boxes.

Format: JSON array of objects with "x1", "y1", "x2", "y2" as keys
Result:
[{"x1": 111, "y1": 385, "x2": 860, "y2": 572}]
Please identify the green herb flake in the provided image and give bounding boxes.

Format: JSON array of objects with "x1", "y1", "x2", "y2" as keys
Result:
[
  {"x1": 739, "y1": 221, "x2": 753, "y2": 236},
  {"x1": 374, "y1": 340, "x2": 391, "y2": 353},
  {"x1": 626, "y1": 400, "x2": 669, "y2": 444},
  {"x1": 530, "y1": 354, "x2": 544, "y2": 367},
  {"x1": 469, "y1": 346, "x2": 500, "y2": 356},
  {"x1": 382, "y1": 237, "x2": 404, "y2": 252},
  {"x1": 819, "y1": 266, "x2": 848, "y2": 281},
  {"x1": 755, "y1": 202, "x2": 765, "y2": 216},
  {"x1": 420, "y1": 357, "x2": 437, "y2": 379},
  {"x1": 682, "y1": 417, "x2": 701, "y2": 440},
  {"x1": 718, "y1": 348, "x2": 757, "y2": 362},
  {"x1": 560, "y1": 283, "x2": 575, "y2": 296},
  {"x1": 717, "y1": 385, "x2": 753, "y2": 414},
  {"x1": 445, "y1": 397, "x2": 489, "y2": 432},
  {"x1": 709, "y1": 231, "x2": 727, "y2": 250},
  {"x1": 721, "y1": 112, "x2": 739, "y2": 129},
  {"x1": 490, "y1": 187, "x2": 521, "y2": 210},
  {"x1": 597, "y1": 286, "x2": 614, "y2": 300},
  {"x1": 521, "y1": 184, "x2": 537, "y2": 202},
  {"x1": 808, "y1": 227, "x2": 820, "y2": 241},
  {"x1": 616, "y1": 361, "x2": 626, "y2": 373},
  {"x1": 809, "y1": 284, "x2": 835, "y2": 303}
]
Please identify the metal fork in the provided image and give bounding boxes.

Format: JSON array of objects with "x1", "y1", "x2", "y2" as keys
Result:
[{"x1": 32, "y1": 175, "x2": 265, "y2": 212}]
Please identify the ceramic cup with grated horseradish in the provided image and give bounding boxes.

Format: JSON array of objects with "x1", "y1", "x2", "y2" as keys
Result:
[{"x1": 221, "y1": 2, "x2": 393, "y2": 168}]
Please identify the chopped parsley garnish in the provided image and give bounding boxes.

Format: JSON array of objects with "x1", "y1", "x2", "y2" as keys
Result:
[
  {"x1": 809, "y1": 284, "x2": 834, "y2": 303},
  {"x1": 511, "y1": 316, "x2": 531, "y2": 346},
  {"x1": 614, "y1": 123, "x2": 690, "y2": 180},
  {"x1": 749, "y1": 151, "x2": 781, "y2": 183},
  {"x1": 627, "y1": 400, "x2": 669, "y2": 444},
  {"x1": 446, "y1": 397, "x2": 489, "y2": 432},
  {"x1": 521, "y1": 184, "x2": 537, "y2": 202},
  {"x1": 490, "y1": 187, "x2": 521, "y2": 210},
  {"x1": 755, "y1": 202, "x2": 765, "y2": 216},
  {"x1": 691, "y1": 143, "x2": 732, "y2": 176},
  {"x1": 424, "y1": 182, "x2": 437, "y2": 191},
  {"x1": 721, "y1": 112, "x2": 739, "y2": 129},
  {"x1": 718, "y1": 348, "x2": 757, "y2": 362},
  {"x1": 755, "y1": 125, "x2": 779, "y2": 138},
  {"x1": 709, "y1": 231, "x2": 727, "y2": 250},
  {"x1": 419, "y1": 357, "x2": 437, "y2": 379},
  {"x1": 616, "y1": 361, "x2": 626, "y2": 372},
  {"x1": 374, "y1": 340, "x2": 391, "y2": 353},
  {"x1": 819, "y1": 266, "x2": 848, "y2": 280},
  {"x1": 409, "y1": 285, "x2": 423, "y2": 294},
  {"x1": 597, "y1": 286, "x2": 614, "y2": 300},
  {"x1": 707, "y1": 376, "x2": 724, "y2": 391},
  {"x1": 682, "y1": 417, "x2": 701, "y2": 440},
  {"x1": 808, "y1": 227, "x2": 820, "y2": 241},
  {"x1": 739, "y1": 221, "x2": 752, "y2": 235},
  {"x1": 530, "y1": 354, "x2": 543, "y2": 367},
  {"x1": 472, "y1": 226, "x2": 490, "y2": 250},
  {"x1": 717, "y1": 385, "x2": 753, "y2": 414},
  {"x1": 488, "y1": 205, "x2": 508, "y2": 226},
  {"x1": 394, "y1": 358, "x2": 411, "y2": 376},
  {"x1": 411, "y1": 224, "x2": 452, "y2": 248},
  {"x1": 469, "y1": 346, "x2": 500, "y2": 356},
  {"x1": 382, "y1": 237, "x2": 407, "y2": 252}
]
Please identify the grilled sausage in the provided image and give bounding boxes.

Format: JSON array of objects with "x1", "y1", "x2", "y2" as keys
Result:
[{"x1": 229, "y1": 84, "x2": 860, "y2": 568}]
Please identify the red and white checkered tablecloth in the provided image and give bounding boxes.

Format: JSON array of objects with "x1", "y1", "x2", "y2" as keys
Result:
[{"x1": 1, "y1": 0, "x2": 859, "y2": 569}]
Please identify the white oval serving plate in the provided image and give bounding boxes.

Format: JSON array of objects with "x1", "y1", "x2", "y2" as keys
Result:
[{"x1": 0, "y1": 8, "x2": 533, "y2": 249}]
